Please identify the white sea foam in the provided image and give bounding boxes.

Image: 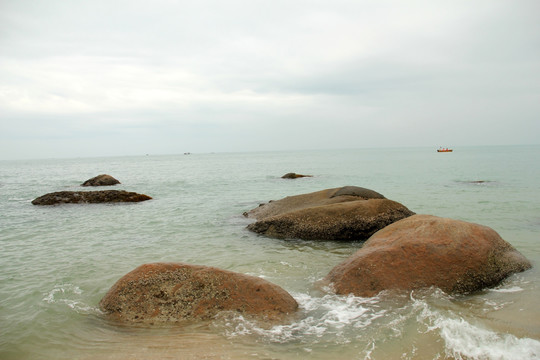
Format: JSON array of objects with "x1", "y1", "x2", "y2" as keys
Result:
[
  {"x1": 43, "y1": 283, "x2": 83, "y2": 303},
  {"x1": 222, "y1": 292, "x2": 386, "y2": 343},
  {"x1": 43, "y1": 284, "x2": 97, "y2": 314},
  {"x1": 413, "y1": 295, "x2": 540, "y2": 360},
  {"x1": 438, "y1": 317, "x2": 540, "y2": 359},
  {"x1": 490, "y1": 286, "x2": 524, "y2": 293}
]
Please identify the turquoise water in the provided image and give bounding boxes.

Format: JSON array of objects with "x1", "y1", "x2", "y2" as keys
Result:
[{"x1": 1, "y1": 146, "x2": 539, "y2": 359}]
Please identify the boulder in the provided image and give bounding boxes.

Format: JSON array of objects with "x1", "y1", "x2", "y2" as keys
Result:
[
  {"x1": 323, "y1": 215, "x2": 532, "y2": 296},
  {"x1": 99, "y1": 263, "x2": 298, "y2": 323},
  {"x1": 245, "y1": 186, "x2": 413, "y2": 241},
  {"x1": 81, "y1": 174, "x2": 120, "y2": 186},
  {"x1": 245, "y1": 186, "x2": 386, "y2": 220},
  {"x1": 281, "y1": 173, "x2": 313, "y2": 179},
  {"x1": 31, "y1": 190, "x2": 151, "y2": 205},
  {"x1": 330, "y1": 186, "x2": 385, "y2": 199}
]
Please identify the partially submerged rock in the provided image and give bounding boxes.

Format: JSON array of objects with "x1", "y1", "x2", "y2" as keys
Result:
[
  {"x1": 81, "y1": 174, "x2": 120, "y2": 186},
  {"x1": 281, "y1": 173, "x2": 313, "y2": 179},
  {"x1": 248, "y1": 199, "x2": 414, "y2": 241},
  {"x1": 323, "y1": 215, "x2": 532, "y2": 296},
  {"x1": 245, "y1": 186, "x2": 386, "y2": 220},
  {"x1": 330, "y1": 186, "x2": 385, "y2": 199},
  {"x1": 99, "y1": 262, "x2": 298, "y2": 323},
  {"x1": 31, "y1": 190, "x2": 151, "y2": 205},
  {"x1": 245, "y1": 186, "x2": 413, "y2": 241}
]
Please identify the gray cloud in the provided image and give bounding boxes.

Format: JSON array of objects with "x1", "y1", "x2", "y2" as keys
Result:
[{"x1": 1, "y1": 0, "x2": 539, "y2": 159}]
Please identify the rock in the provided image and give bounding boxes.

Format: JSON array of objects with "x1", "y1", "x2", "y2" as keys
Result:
[
  {"x1": 99, "y1": 263, "x2": 298, "y2": 323},
  {"x1": 330, "y1": 186, "x2": 385, "y2": 199},
  {"x1": 323, "y1": 215, "x2": 532, "y2": 296},
  {"x1": 245, "y1": 187, "x2": 388, "y2": 220},
  {"x1": 281, "y1": 173, "x2": 313, "y2": 179},
  {"x1": 31, "y1": 190, "x2": 152, "y2": 205},
  {"x1": 81, "y1": 174, "x2": 120, "y2": 186},
  {"x1": 245, "y1": 187, "x2": 414, "y2": 241},
  {"x1": 248, "y1": 199, "x2": 414, "y2": 241}
]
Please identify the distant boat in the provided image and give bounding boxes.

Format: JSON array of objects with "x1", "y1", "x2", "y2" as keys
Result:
[{"x1": 437, "y1": 147, "x2": 453, "y2": 152}]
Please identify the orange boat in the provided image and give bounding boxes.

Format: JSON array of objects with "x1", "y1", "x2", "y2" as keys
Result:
[{"x1": 437, "y1": 147, "x2": 453, "y2": 152}]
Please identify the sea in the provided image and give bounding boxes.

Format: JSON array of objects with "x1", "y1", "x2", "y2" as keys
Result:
[{"x1": 1, "y1": 145, "x2": 539, "y2": 360}]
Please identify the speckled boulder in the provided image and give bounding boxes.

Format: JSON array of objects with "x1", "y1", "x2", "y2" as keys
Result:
[
  {"x1": 324, "y1": 215, "x2": 532, "y2": 296},
  {"x1": 81, "y1": 174, "x2": 120, "y2": 186},
  {"x1": 31, "y1": 190, "x2": 151, "y2": 205},
  {"x1": 245, "y1": 186, "x2": 413, "y2": 241},
  {"x1": 244, "y1": 186, "x2": 387, "y2": 220},
  {"x1": 99, "y1": 263, "x2": 298, "y2": 323}
]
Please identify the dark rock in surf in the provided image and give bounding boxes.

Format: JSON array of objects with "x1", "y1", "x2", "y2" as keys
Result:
[
  {"x1": 330, "y1": 186, "x2": 385, "y2": 199},
  {"x1": 245, "y1": 186, "x2": 414, "y2": 241},
  {"x1": 281, "y1": 173, "x2": 313, "y2": 179},
  {"x1": 323, "y1": 215, "x2": 532, "y2": 296},
  {"x1": 81, "y1": 174, "x2": 120, "y2": 186},
  {"x1": 99, "y1": 262, "x2": 298, "y2": 323},
  {"x1": 31, "y1": 190, "x2": 151, "y2": 205}
]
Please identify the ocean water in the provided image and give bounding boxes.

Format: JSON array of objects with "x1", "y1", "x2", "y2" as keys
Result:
[{"x1": 1, "y1": 146, "x2": 539, "y2": 360}]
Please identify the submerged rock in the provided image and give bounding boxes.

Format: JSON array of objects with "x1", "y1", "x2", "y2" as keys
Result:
[
  {"x1": 323, "y1": 215, "x2": 532, "y2": 296},
  {"x1": 245, "y1": 186, "x2": 414, "y2": 241},
  {"x1": 99, "y1": 262, "x2": 298, "y2": 323},
  {"x1": 31, "y1": 190, "x2": 151, "y2": 205},
  {"x1": 81, "y1": 174, "x2": 120, "y2": 187},
  {"x1": 281, "y1": 173, "x2": 313, "y2": 179}
]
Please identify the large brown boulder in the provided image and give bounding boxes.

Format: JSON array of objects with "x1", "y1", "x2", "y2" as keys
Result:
[
  {"x1": 81, "y1": 174, "x2": 120, "y2": 186},
  {"x1": 324, "y1": 215, "x2": 532, "y2": 296},
  {"x1": 31, "y1": 190, "x2": 151, "y2": 205},
  {"x1": 245, "y1": 186, "x2": 414, "y2": 241},
  {"x1": 245, "y1": 186, "x2": 386, "y2": 220},
  {"x1": 99, "y1": 263, "x2": 298, "y2": 323}
]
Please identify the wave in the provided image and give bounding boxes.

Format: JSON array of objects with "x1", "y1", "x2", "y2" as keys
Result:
[
  {"x1": 489, "y1": 286, "x2": 524, "y2": 293},
  {"x1": 216, "y1": 289, "x2": 540, "y2": 359},
  {"x1": 435, "y1": 316, "x2": 540, "y2": 359},
  {"x1": 412, "y1": 292, "x2": 540, "y2": 360},
  {"x1": 218, "y1": 292, "x2": 387, "y2": 343}
]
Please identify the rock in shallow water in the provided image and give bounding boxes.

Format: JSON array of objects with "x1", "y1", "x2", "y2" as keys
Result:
[
  {"x1": 330, "y1": 186, "x2": 385, "y2": 199},
  {"x1": 81, "y1": 174, "x2": 120, "y2": 186},
  {"x1": 99, "y1": 263, "x2": 298, "y2": 323},
  {"x1": 245, "y1": 186, "x2": 388, "y2": 220},
  {"x1": 281, "y1": 172, "x2": 313, "y2": 179},
  {"x1": 323, "y1": 214, "x2": 532, "y2": 296},
  {"x1": 31, "y1": 190, "x2": 152, "y2": 205},
  {"x1": 245, "y1": 186, "x2": 414, "y2": 241}
]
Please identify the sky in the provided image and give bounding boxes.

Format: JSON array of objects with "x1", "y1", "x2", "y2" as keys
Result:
[{"x1": 1, "y1": 0, "x2": 539, "y2": 160}]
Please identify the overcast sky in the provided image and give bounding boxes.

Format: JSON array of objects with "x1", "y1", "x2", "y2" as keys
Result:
[{"x1": 1, "y1": 0, "x2": 539, "y2": 159}]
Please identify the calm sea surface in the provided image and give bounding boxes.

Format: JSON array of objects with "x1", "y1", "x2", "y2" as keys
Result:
[{"x1": 1, "y1": 146, "x2": 539, "y2": 359}]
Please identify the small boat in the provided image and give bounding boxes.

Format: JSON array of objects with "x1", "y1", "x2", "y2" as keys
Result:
[{"x1": 437, "y1": 147, "x2": 453, "y2": 152}]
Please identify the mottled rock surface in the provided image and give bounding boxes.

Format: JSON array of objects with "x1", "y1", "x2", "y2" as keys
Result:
[
  {"x1": 99, "y1": 263, "x2": 298, "y2": 323},
  {"x1": 281, "y1": 173, "x2": 313, "y2": 179},
  {"x1": 81, "y1": 174, "x2": 120, "y2": 186},
  {"x1": 245, "y1": 186, "x2": 413, "y2": 241},
  {"x1": 245, "y1": 186, "x2": 387, "y2": 220},
  {"x1": 31, "y1": 190, "x2": 151, "y2": 205},
  {"x1": 330, "y1": 186, "x2": 385, "y2": 199},
  {"x1": 324, "y1": 215, "x2": 532, "y2": 296}
]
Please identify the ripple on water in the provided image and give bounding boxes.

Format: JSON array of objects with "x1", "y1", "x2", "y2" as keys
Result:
[{"x1": 43, "y1": 283, "x2": 100, "y2": 315}]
